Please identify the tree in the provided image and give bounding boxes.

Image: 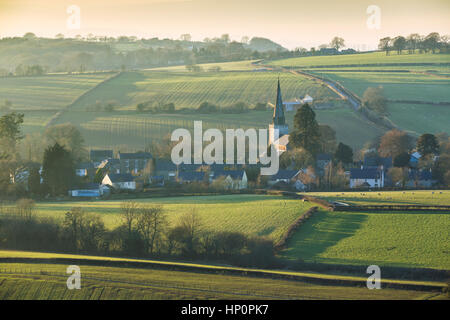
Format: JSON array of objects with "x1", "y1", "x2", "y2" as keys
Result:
[
  {"x1": 0, "y1": 112, "x2": 24, "y2": 144},
  {"x1": 362, "y1": 87, "x2": 387, "y2": 114},
  {"x1": 41, "y1": 143, "x2": 75, "y2": 196},
  {"x1": 393, "y1": 152, "x2": 410, "y2": 167},
  {"x1": 318, "y1": 124, "x2": 337, "y2": 153},
  {"x1": 334, "y1": 142, "x2": 353, "y2": 164},
  {"x1": 120, "y1": 201, "x2": 140, "y2": 237},
  {"x1": 378, "y1": 37, "x2": 391, "y2": 55},
  {"x1": 406, "y1": 33, "x2": 421, "y2": 53},
  {"x1": 417, "y1": 133, "x2": 439, "y2": 156},
  {"x1": 388, "y1": 167, "x2": 409, "y2": 188},
  {"x1": 44, "y1": 123, "x2": 87, "y2": 161},
  {"x1": 393, "y1": 36, "x2": 406, "y2": 54},
  {"x1": 290, "y1": 104, "x2": 320, "y2": 155},
  {"x1": 330, "y1": 37, "x2": 345, "y2": 51},
  {"x1": 174, "y1": 209, "x2": 203, "y2": 256},
  {"x1": 15, "y1": 198, "x2": 35, "y2": 220},
  {"x1": 137, "y1": 205, "x2": 167, "y2": 255},
  {"x1": 27, "y1": 167, "x2": 41, "y2": 195},
  {"x1": 423, "y1": 32, "x2": 440, "y2": 53},
  {"x1": 179, "y1": 34, "x2": 192, "y2": 42},
  {"x1": 378, "y1": 129, "x2": 414, "y2": 158}
]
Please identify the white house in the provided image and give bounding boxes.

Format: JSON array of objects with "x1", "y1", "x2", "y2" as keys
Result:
[
  {"x1": 349, "y1": 168, "x2": 384, "y2": 188},
  {"x1": 302, "y1": 94, "x2": 313, "y2": 104},
  {"x1": 283, "y1": 99, "x2": 302, "y2": 112},
  {"x1": 211, "y1": 170, "x2": 248, "y2": 190},
  {"x1": 102, "y1": 173, "x2": 136, "y2": 190}
]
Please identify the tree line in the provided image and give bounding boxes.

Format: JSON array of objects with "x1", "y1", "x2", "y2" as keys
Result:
[
  {"x1": 0, "y1": 200, "x2": 275, "y2": 267},
  {"x1": 378, "y1": 32, "x2": 449, "y2": 55}
]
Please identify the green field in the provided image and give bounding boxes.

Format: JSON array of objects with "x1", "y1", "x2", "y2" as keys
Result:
[
  {"x1": 269, "y1": 52, "x2": 450, "y2": 136},
  {"x1": 0, "y1": 73, "x2": 114, "y2": 134},
  {"x1": 8, "y1": 195, "x2": 314, "y2": 244},
  {"x1": 271, "y1": 51, "x2": 450, "y2": 68},
  {"x1": 0, "y1": 262, "x2": 438, "y2": 300},
  {"x1": 280, "y1": 191, "x2": 450, "y2": 270},
  {"x1": 281, "y1": 209, "x2": 450, "y2": 270},
  {"x1": 306, "y1": 190, "x2": 450, "y2": 206}
]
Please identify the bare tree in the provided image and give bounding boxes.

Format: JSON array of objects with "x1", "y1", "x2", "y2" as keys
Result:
[
  {"x1": 120, "y1": 201, "x2": 140, "y2": 236},
  {"x1": 137, "y1": 205, "x2": 167, "y2": 255}
]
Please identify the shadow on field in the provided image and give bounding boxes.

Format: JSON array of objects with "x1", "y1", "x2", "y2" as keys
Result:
[{"x1": 281, "y1": 210, "x2": 367, "y2": 262}]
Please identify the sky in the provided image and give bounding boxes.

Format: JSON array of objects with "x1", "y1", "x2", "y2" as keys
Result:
[{"x1": 0, "y1": 0, "x2": 449, "y2": 50}]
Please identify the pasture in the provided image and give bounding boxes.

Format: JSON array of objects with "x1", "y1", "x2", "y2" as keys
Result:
[
  {"x1": 0, "y1": 262, "x2": 437, "y2": 300},
  {"x1": 5, "y1": 194, "x2": 315, "y2": 244},
  {"x1": 269, "y1": 52, "x2": 450, "y2": 136},
  {"x1": 271, "y1": 51, "x2": 450, "y2": 68},
  {"x1": 306, "y1": 190, "x2": 450, "y2": 206},
  {"x1": 281, "y1": 191, "x2": 450, "y2": 270},
  {"x1": 0, "y1": 73, "x2": 114, "y2": 134}
]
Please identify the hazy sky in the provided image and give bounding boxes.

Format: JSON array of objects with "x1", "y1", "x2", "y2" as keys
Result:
[{"x1": 0, "y1": 0, "x2": 449, "y2": 49}]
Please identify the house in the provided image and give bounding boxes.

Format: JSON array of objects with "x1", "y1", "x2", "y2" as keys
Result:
[
  {"x1": 149, "y1": 175, "x2": 165, "y2": 186},
  {"x1": 155, "y1": 159, "x2": 178, "y2": 181},
  {"x1": 118, "y1": 152, "x2": 152, "y2": 174},
  {"x1": 211, "y1": 170, "x2": 248, "y2": 189},
  {"x1": 177, "y1": 171, "x2": 207, "y2": 183},
  {"x1": 268, "y1": 169, "x2": 301, "y2": 186},
  {"x1": 405, "y1": 169, "x2": 435, "y2": 188},
  {"x1": 69, "y1": 183, "x2": 106, "y2": 197},
  {"x1": 302, "y1": 94, "x2": 313, "y2": 104},
  {"x1": 75, "y1": 162, "x2": 95, "y2": 177},
  {"x1": 283, "y1": 99, "x2": 302, "y2": 112},
  {"x1": 316, "y1": 154, "x2": 332, "y2": 172},
  {"x1": 409, "y1": 152, "x2": 421, "y2": 168},
  {"x1": 102, "y1": 173, "x2": 136, "y2": 190},
  {"x1": 90, "y1": 150, "x2": 113, "y2": 166},
  {"x1": 363, "y1": 155, "x2": 392, "y2": 170},
  {"x1": 98, "y1": 158, "x2": 121, "y2": 174},
  {"x1": 349, "y1": 168, "x2": 384, "y2": 188}
]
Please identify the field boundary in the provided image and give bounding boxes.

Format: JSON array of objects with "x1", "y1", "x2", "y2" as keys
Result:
[
  {"x1": 274, "y1": 207, "x2": 319, "y2": 251},
  {"x1": 332, "y1": 204, "x2": 450, "y2": 212}
]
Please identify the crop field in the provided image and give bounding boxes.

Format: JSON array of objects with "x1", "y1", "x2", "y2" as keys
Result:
[
  {"x1": 54, "y1": 70, "x2": 334, "y2": 111},
  {"x1": 0, "y1": 73, "x2": 114, "y2": 133},
  {"x1": 4, "y1": 195, "x2": 315, "y2": 244},
  {"x1": 269, "y1": 52, "x2": 450, "y2": 137},
  {"x1": 271, "y1": 51, "x2": 450, "y2": 68},
  {"x1": 0, "y1": 262, "x2": 437, "y2": 300}
]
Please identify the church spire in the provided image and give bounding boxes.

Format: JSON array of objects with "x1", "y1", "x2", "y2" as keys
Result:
[{"x1": 272, "y1": 78, "x2": 286, "y2": 125}]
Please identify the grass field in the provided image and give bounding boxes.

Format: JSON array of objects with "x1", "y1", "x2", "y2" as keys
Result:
[
  {"x1": 306, "y1": 190, "x2": 450, "y2": 206},
  {"x1": 0, "y1": 262, "x2": 439, "y2": 300},
  {"x1": 0, "y1": 73, "x2": 114, "y2": 134},
  {"x1": 271, "y1": 51, "x2": 450, "y2": 68},
  {"x1": 280, "y1": 191, "x2": 450, "y2": 270},
  {"x1": 269, "y1": 52, "x2": 450, "y2": 136},
  {"x1": 5, "y1": 194, "x2": 315, "y2": 244},
  {"x1": 281, "y1": 209, "x2": 450, "y2": 270}
]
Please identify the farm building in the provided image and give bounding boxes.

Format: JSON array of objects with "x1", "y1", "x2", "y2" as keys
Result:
[
  {"x1": 155, "y1": 159, "x2": 178, "y2": 181},
  {"x1": 69, "y1": 183, "x2": 107, "y2": 197},
  {"x1": 283, "y1": 98, "x2": 302, "y2": 111},
  {"x1": 102, "y1": 173, "x2": 136, "y2": 190}
]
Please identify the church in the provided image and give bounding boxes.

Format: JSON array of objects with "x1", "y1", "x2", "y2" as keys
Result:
[{"x1": 269, "y1": 79, "x2": 290, "y2": 154}]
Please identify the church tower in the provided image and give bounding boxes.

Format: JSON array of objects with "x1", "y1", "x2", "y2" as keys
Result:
[{"x1": 269, "y1": 79, "x2": 289, "y2": 146}]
